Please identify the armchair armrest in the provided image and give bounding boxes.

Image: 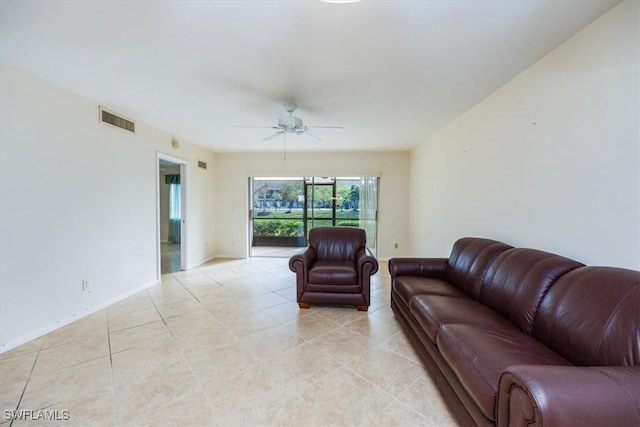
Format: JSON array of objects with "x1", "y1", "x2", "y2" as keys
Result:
[
  {"x1": 497, "y1": 365, "x2": 640, "y2": 427},
  {"x1": 356, "y1": 247, "x2": 379, "y2": 276},
  {"x1": 388, "y1": 258, "x2": 448, "y2": 279},
  {"x1": 289, "y1": 246, "x2": 316, "y2": 273}
]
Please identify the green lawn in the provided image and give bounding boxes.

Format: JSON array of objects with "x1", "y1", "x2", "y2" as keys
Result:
[{"x1": 254, "y1": 209, "x2": 360, "y2": 220}]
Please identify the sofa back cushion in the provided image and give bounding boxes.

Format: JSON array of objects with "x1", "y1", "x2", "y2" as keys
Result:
[
  {"x1": 445, "y1": 237, "x2": 513, "y2": 300},
  {"x1": 309, "y1": 226, "x2": 365, "y2": 261},
  {"x1": 479, "y1": 248, "x2": 583, "y2": 334},
  {"x1": 533, "y1": 266, "x2": 640, "y2": 366}
]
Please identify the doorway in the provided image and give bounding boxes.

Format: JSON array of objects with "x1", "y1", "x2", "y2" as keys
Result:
[{"x1": 157, "y1": 154, "x2": 187, "y2": 275}]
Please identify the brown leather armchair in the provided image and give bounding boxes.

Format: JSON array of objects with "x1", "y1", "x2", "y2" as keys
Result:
[{"x1": 289, "y1": 227, "x2": 379, "y2": 311}]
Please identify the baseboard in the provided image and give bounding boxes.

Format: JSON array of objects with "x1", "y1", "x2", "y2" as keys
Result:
[{"x1": 0, "y1": 279, "x2": 159, "y2": 354}]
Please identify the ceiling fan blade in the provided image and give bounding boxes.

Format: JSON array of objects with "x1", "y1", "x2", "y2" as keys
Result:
[
  {"x1": 262, "y1": 131, "x2": 284, "y2": 141},
  {"x1": 234, "y1": 125, "x2": 280, "y2": 129},
  {"x1": 306, "y1": 126, "x2": 344, "y2": 130},
  {"x1": 299, "y1": 131, "x2": 323, "y2": 142}
]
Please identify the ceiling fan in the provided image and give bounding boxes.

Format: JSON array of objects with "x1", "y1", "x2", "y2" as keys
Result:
[{"x1": 235, "y1": 103, "x2": 343, "y2": 142}]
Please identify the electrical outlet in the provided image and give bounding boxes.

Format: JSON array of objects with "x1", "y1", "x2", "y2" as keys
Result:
[
  {"x1": 82, "y1": 279, "x2": 91, "y2": 293},
  {"x1": 394, "y1": 243, "x2": 399, "y2": 249}
]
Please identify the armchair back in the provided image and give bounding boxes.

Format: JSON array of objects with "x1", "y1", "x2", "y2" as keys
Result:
[{"x1": 308, "y1": 227, "x2": 366, "y2": 261}]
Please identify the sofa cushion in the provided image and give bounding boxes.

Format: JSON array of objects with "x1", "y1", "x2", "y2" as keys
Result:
[
  {"x1": 533, "y1": 266, "x2": 640, "y2": 366},
  {"x1": 445, "y1": 238, "x2": 513, "y2": 300},
  {"x1": 437, "y1": 324, "x2": 571, "y2": 421},
  {"x1": 309, "y1": 261, "x2": 357, "y2": 285},
  {"x1": 479, "y1": 248, "x2": 583, "y2": 334},
  {"x1": 410, "y1": 294, "x2": 516, "y2": 343},
  {"x1": 394, "y1": 276, "x2": 467, "y2": 308}
]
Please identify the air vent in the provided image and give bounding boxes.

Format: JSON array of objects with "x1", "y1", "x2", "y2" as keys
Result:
[
  {"x1": 99, "y1": 107, "x2": 135, "y2": 133},
  {"x1": 198, "y1": 161, "x2": 207, "y2": 170}
]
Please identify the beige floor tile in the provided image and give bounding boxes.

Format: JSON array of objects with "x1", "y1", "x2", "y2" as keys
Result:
[
  {"x1": 109, "y1": 321, "x2": 174, "y2": 354},
  {"x1": 259, "y1": 276, "x2": 295, "y2": 292},
  {"x1": 41, "y1": 311, "x2": 107, "y2": 349},
  {"x1": 248, "y1": 292, "x2": 290, "y2": 310},
  {"x1": 130, "y1": 389, "x2": 218, "y2": 427},
  {"x1": 13, "y1": 385, "x2": 116, "y2": 427},
  {"x1": 0, "y1": 351, "x2": 37, "y2": 384},
  {"x1": 164, "y1": 312, "x2": 228, "y2": 347},
  {"x1": 344, "y1": 310, "x2": 401, "y2": 341},
  {"x1": 269, "y1": 395, "x2": 331, "y2": 427},
  {"x1": 108, "y1": 307, "x2": 162, "y2": 332},
  {"x1": 203, "y1": 297, "x2": 262, "y2": 323},
  {"x1": 281, "y1": 312, "x2": 340, "y2": 341},
  {"x1": 347, "y1": 347, "x2": 424, "y2": 397},
  {"x1": 382, "y1": 330, "x2": 424, "y2": 366},
  {"x1": 241, "y1": 324, "x2": 306, "y2": 361},
  {"x1": 180, "y1": 281, "x2": 229, "y2": 298},
  {"x1": 202, "y1": 362, "x2": 295, "y2": 426},
  {"x1": 202, "y1": 268, "x2": 241, "y2": 282},
  {"x1": 220, "y1": 278, "x2": 271, "y2": 299},
  {"x1": 107, "y1": 295, "x2": 155, "y2": 318},
  {"x1": 302, "y1": 366, "x2": 394, "y2": 425},
  {"x1": 0, "y1": 337, "x2": 42, "y2": 361},
  {"x1": 223, "y1": 311, "x2": 280, "y2": 338},
  {"x1": 261, "y1": 301, "x2": 312, "y2": 324},
  {"x1": 20, "y1": 356, "x2": 112, "y2": 411},
  {"x1": 316, "y1": 305, "x2": 371, "y2": 325},
  {"x1": 274, "y1": 286, "x2": 298, "y2": 302},
  {"x1": 373, "y1": 400, "x2": 433, "y2": 426},
  {"x1": 309, "y1": 326, "x2": 372, "y2": 364},
  {"x1": 147, "y1": 286, "x2": 194, "y2": 306},
  {"x1": 0, "y1": 380, "x2": 25, "y2": 418},
  {"x1": 154, "y1": 298, "x2": 208, "y2": 320},
  {"x1": 32, "y1": 335, "x2": 109, "y2": 376},
  {"x1": 114, "y1": 357, "x2": 199, "y2": 423},
  {"x1": 175, "y1": 274, "x2": 218, "y2": 287},
  {"x1": 397, "y1": 374, "x2": 457, "y2": 426},
  {"x1": 184, "y1": 340, "x2": 260, "y2": 384},
  {"x1": 264, "y1": 342, "x2": 342, "y2": 385}
]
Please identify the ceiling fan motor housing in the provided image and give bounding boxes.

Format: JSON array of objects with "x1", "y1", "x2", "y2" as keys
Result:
[{"x1": 278, "y1": 114, "x2": 304, "y2": 131}]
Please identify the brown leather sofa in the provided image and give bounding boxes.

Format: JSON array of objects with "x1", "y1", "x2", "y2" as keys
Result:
[
  {"x1": 289, "y1": 227, "x2": 378, "y2": 311},
  {"x1": 390, "y1": 237, "x2": 640, "y2": 427}
]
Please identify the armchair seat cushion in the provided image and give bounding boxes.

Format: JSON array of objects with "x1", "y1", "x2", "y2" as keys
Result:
[{"x1": 309, "y1": 260, "x2": 357, "y2": 285}]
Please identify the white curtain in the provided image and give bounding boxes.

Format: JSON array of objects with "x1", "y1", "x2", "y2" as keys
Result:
[
  {"x1": 359, "y1": 176, "x2": 378, "y2": 254},
  {"x1": 167, "y1": 176, "x2": 181, "y2": 244}
]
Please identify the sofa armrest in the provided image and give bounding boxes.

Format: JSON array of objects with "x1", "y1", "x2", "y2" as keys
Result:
[
  {"x1": 388, "y1": 258, "x2": 448, "y2": 279},
  {"x1": 289, "y1": 246, "x2": 316, "y2": 273},
  {"x1": 497, "y1": 365, "x2": 640, "y2": 427}
]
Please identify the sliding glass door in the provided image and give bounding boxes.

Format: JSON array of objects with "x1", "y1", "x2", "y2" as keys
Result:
[{"x1": 250, "y1": 176, "x2": 379, "y2": 257}]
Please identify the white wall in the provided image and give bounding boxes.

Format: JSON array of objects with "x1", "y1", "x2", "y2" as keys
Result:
[
  {"x1": 214, "y1": 151, "x2": 410, "y2": 260},
  {"x1": 0, "y1": 63, "x2": 217, "y2": 350},
  {"x1": 410, "y1": 1, "x2": 639, "y2": 269}
]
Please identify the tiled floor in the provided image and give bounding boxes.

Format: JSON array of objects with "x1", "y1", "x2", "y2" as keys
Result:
[
  {"x1": 0, "y1": 257, "x2": 456, "y2": 426},
  {"x1": 161, "y1": 242, "x2": 181, "y2": 274}
]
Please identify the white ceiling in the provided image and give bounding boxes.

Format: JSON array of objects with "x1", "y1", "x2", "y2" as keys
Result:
[{"x1": 0, "y1": 0, "x2": 620, "y2": 153}]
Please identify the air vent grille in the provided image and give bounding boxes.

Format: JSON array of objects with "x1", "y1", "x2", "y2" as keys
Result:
[
  {"x1": 198, "y1": 161, "x2": 207, "y2": 169},
  {"x1": 100, "y1": 108, "x2": 135, "y2": 133}
]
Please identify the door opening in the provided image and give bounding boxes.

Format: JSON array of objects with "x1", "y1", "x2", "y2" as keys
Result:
[{"x1": 157, "y1": 155, "x2": 187, "y2": 276}]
